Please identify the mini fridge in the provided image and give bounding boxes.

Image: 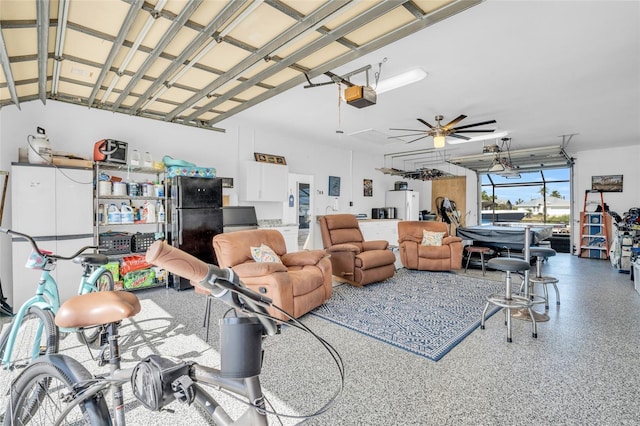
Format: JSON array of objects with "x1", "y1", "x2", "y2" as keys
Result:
[
  {"x1": 385, "y1": 190, "x2": 420, "y2": 221},
  {"x1": 169, "y1": 176, "x2": 223, "y2": 290}
]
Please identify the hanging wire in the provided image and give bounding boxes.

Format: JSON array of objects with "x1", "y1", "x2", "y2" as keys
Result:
[{"x1": 373, "y1": 57, "x2": 387, "y2": 89}]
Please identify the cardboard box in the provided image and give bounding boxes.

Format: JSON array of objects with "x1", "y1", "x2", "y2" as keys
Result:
[{"x1": 52, "y1": 156, "x2": 93, "y2": 168}]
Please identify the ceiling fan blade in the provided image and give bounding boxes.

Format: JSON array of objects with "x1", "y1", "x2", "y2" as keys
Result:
[
  {"x1": 443, "y1": 114, "x2": 467, "y2": 130},
  {"x1": 417, "y1": 118, "x2": 434, "y2": 129},
  {"x1": 452, "y1": 119, "x2": 497, "y2": 131},
  {"x1": 388, "y1": 132, "x2": 428, "y2": 139},
  {"x1": 406, "y1": 135, "x2": 430, "y2": 144},
  {"x1": 448, "y1": 133, "x2": 471, "y2": 140},
  {"x1": 452, "y1": 129, "x2": 496, "y2": 133},
  {"x1": 390, "y1": 128, "x2": 427, "y2": 132}
]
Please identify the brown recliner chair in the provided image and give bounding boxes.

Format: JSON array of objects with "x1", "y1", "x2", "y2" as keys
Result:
[
  {"x1": 318, "y1": 214, "x2": 396, "y2": 286},
  {"x1": 212, "y1": 229, "x2": 332, "y2": 321},
  {"x1": 398, "y1": 221, "x2": 463, "y2": 271}
]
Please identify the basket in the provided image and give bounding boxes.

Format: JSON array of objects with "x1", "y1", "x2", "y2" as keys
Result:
[
  {"x1": 132, "y1": 233, "x2": 156, "y2": 253},
  {"x1": 99, "y1": 232, "x2": 132, "y2": 255}
]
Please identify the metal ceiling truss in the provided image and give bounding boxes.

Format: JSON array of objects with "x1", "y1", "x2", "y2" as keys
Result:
[
  {"x1": 199, "y1": 0, "x2": 482, "y2": 127},
  {"x1": 36, "y1": 0, "x2": 50, "y2": 103},
  {"x1": 0, "y1": 23, "x2": 19, "y2": 108},
  {"x1": 0, "y1": 0, "x2": 482, "y2": 132}
]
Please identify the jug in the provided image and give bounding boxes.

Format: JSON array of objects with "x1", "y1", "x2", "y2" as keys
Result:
[
  {"x1": 121, "y1": 203, "x2": 134, "y2": 224},
  {"x1": 143, "y1": 201, "x2": 156, "y2": 223},
  {"x1": 107, "y1": 204, "x2": 121, "y2": 224}
]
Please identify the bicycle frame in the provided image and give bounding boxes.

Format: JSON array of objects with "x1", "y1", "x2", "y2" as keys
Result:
[
  {"x1": 53, "y1": 320, "x2": 268, "y2": 426},
  {"x1": 1, "y1": 259, "x2": 109, "y2": 367},
  {"x1": 1, "y1": 270, "x2": 59, "y2": 366}
]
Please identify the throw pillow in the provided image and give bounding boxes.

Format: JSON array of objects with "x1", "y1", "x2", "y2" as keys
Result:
[
  {"x1": 250, "y1": 244, "x2": 283, "y2": 263},
  {"x1": 421, "y1": 230, "x2": 446, "y2": 246}
]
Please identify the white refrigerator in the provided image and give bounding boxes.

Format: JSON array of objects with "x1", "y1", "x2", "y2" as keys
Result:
[
  {"x1": 10, "y1": 164, "x2": 94, "y2": 309},
  {"x1": 385, "y1": 190, "x2": 419, "y2": 221}
]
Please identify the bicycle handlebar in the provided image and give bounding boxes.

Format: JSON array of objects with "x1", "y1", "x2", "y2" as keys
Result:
[
  {"x1": 0, "y1": 227, "x2": 98, "y2": 261},
  {"x1": 146, "y1": 241, "x2": 279, "y2": 336}
]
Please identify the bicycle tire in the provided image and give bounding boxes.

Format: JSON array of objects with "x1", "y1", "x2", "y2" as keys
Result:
[
  {"x1": 77, "y1": 269, "x2": 114, "y2": 345},
  {"x1": 0, "y1": 306, "x2": 58, "y2": 421},
  {"x1": 3, "y1": 354, "x2": 110, "y2": 426}
]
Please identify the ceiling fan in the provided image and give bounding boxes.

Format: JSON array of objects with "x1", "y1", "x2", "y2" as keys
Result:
[{"x1": 389, "y1": 114, "x2": 497, "y2": 148}]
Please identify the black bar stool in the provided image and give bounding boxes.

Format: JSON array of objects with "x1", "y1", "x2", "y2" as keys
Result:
[
  {"x1": 480, "y1": 257, "x2": 537, "y2": 342},
  {"x1": 527, "y1": 246, "x2": 560, "y2": 309}
]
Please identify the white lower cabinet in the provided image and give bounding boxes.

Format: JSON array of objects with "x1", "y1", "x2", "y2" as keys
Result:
[
  {"x1": 358, "y1": 220, "x2": 400, "y2": 246},
  {"x1": 268, "y1": 225, "x2": 299, "y2": 253}
]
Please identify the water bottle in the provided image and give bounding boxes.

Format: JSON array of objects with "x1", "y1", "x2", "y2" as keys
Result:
[
  {"x1": 157, "y1": 202, "x2": 165, "y2": 223},
  {"x1": 121, "y1": 203, "x2": 134, "y2": 224},
  {"x1": 107, "y1": 204, "x2": 121, "y2": 224}
]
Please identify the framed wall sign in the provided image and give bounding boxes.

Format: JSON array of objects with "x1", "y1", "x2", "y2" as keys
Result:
[
  {"x1": 254, "y1": 152, "x2": 287, "y2": 165},
  {"x1": 328, "y1": 176, "x2": 341, "y2": 196},
  {"x1": 221, "y1": 177, "x2": 234, "y2": 188},
  {"x1": 591, "y1": 175, "x2": 623, "y2": 192},
  {"x1": 363, "y1": 179, "x2": 372, "y2": 197}
]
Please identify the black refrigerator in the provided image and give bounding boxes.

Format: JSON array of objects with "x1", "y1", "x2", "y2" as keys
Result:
[{"x1": 169, "y1": 176, "x2": 223, "y2": 290}]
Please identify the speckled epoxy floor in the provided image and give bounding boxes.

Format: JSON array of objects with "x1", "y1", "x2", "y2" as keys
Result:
[{"x1": 2, "y1": 253, "x2": 638, "y2": 425}]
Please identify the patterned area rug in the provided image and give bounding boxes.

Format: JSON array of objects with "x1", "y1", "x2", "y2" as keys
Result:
[{"x1": 311, "y1": 269, "x2": 505, "y2": 361}]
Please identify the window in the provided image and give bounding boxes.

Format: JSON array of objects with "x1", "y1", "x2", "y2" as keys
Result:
[{"x1": 480, "y1": 168, "x2": 570, "y2": 230}]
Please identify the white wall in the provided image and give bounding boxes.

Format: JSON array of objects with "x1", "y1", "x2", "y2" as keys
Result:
[
  {"x1": 571, "y1": 144, "x2": 640, "y2": 253},
  {"x1": 1, "y1": 101, "x2": 636, "y2": 298}
]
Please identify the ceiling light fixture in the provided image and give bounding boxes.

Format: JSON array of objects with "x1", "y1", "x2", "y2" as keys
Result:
[
  {"x1": 433, "y1": 131, "x2": 446, "y2": 148},
  {"x1": 376, "y1": 68, "x2": 427, "y2": 94}
]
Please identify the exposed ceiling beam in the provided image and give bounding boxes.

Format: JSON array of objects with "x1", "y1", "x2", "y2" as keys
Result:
[
  {"x1": 202, "y1": 0, "x2": 482, "y2": 126},
  {"x1": 88, "y1": 0, "x2": 145, "y2": 106},
  {"x1": 51, "y1": 0, "x2": 70, "y2": 96},
  {"x1": 36, "y1": 0, "x2": 50, "y2": 104},
  {"x1": 0, "y1": 23, "x2": 20, "y2": 109},
  {"x1": 130, "y1": 0, "x2": 250, "y2": 113},
  {"x1": 176, "y1": 0, "x2": 387, "y2": 124},
  {"x1": 166, "y1": 0, "x2": 353, "y2": 123},
  {"x1": 111, "y1": 0, "x2": 203, "y2": 111}
]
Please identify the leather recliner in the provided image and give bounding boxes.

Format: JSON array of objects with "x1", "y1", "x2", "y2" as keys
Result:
[
  {"x1": 398, "y1": 221, "x2": 463, "y2": 271},
  {"x1": 318, "y1": 214, "x2": 396, "y2": 286},
  {"x1": 212, "y1": 229, "x2": 332, "y2": 321}
]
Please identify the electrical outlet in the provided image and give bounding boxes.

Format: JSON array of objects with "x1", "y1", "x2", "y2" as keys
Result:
[{"x1": 349, "y1": 201, "x2": 353, "y2": 206}]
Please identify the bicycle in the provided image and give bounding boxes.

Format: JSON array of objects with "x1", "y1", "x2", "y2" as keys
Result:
[
  {"x1": 0, "y1": 228, "x2": 114, "y2": 418},
  {"x1": 3, "y1": 241, "x2": 344, "y2": 425}
]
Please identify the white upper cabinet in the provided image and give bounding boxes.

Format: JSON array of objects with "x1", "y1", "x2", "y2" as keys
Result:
[{"x1": 242, "y1": 161, "x2": 288, "y2": 202}]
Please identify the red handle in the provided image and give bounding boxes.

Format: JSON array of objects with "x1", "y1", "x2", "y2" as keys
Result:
[{"x1": 146, "y1": 241, "x2": 209, "y2": 283}]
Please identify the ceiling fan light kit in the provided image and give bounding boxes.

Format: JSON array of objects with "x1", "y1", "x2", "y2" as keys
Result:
[{"x1": 390, "y1": 114, "x2": 497, "y2": 148}]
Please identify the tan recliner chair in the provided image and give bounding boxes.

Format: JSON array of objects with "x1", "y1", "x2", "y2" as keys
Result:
[
  {"x1": 318, "y1": 214, "x2": 396, "y2": 286},
  {"x1": 398, "y1": 221, "x2": 463, "y2": 271},
  {"x1": 212, "y1": 229, "x2": 332, "y2": 321}
]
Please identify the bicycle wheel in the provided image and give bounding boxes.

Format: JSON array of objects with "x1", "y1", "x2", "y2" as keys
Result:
[
  {"x1": 3, "y1": 354, "x2": 110, "y2": 426},
  {"x1": 0, "y1": 306, "x2": 58, "y2": 421},
  {"x1": 77, "y1": 269, "x2": 114, "y2": 345}
]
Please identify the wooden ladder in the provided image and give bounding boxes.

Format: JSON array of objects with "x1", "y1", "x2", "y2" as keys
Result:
[{"x1": 579, "y1": 190, "x2": 610, "y2": 259}]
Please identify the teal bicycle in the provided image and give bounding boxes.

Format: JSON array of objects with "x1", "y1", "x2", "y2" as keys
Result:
[{"x1": 0, "y1": 228, "x2": 114, "y2": 416}]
